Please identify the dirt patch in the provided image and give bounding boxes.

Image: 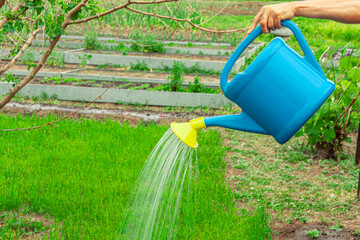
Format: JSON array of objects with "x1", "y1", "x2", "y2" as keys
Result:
[
  {"x1": 77, "y1": 68, "x2": 221, "y2": 83},
  {"x1": 7, "y1": 63, "x2": 221, "y2": 83},
  {"x1": 272, "y1": 222, "x2": 360, "y2": 240},
  {"x1": 81, "y1": 49, "x2": 229, "y2": 62},
  {"x1": 1, "y1": 100, "x2": 221, "y2": 127},
  {"x1": 0, "y1": 209, "x2": 56, "y2": 240},
  {"x1": 29, "y1": 78, "x2": 220, "y2": 93},
  {"x1": 8, "y1": 64, "x2": 72, "y2": 73}
]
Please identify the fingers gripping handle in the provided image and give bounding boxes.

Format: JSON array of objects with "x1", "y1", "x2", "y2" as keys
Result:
[{"x1": 220, "y1": 20, "x2": 324, "y2": 91}]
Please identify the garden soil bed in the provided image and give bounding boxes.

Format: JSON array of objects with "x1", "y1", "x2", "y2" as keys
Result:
[
  {"x1": 7, "y1": 64, "x2": 222, "y2": 83},
  {"x1": 271, "y1": 222, "x2": 359, "y2": 240},
  {"x1": 30, "y1": 78, "x2": 220, "y2": 93},
  {"x1": 80, "y1": 49, "x2": 230, "y2": 61},
  {"x1": 1, "y1": 101, "x2": 218, "y2": 126}
]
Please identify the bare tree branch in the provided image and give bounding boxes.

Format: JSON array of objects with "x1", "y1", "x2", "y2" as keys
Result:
[
  {"x1": 0, "y1": 0, "x2": 246, "y2": 110},
  {"x1": 125, "y1": 6, "x2": 247, "y2": 33},
  {"x1": 68, "y1": 2, "x2": 128, "y2": 25},
  {"x1": 198, "y1": 0, "x2": 229, "y2": 26},
  {"x1": 0, "y1": 0, "x2": 89, "y2": 109},
  {"x1": 129, "y1": 0, "x2": 178, "y2": 4},
  {"x1": 69, "y1": 0, "x2": 178, "y2": 25},
  {"x1": 0, "y1": 35, "x2": 61, "y2": 109},
  {"x1": 64, "y1": 0, "x2": 89, "y2": 23},
  {"x1": 342, "y1": 91, "x2": 360, "y2": 129},
  {"x1": 0, "y1": 0, "x2": 6, "y2": 9},
  {"x1": 0, "y1": 27, "x2": 44, "y2": 75},
  {"x1": 0, "y1": 3, "x2": 23, "y2": 29},
  {"x1": 334, "y1": 87, "x2": 360, "y2": 128}
]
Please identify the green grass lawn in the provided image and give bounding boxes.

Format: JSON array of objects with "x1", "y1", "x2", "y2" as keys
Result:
[{"x1": 0, "y1": 114, "x2": 270, "y2": 239}]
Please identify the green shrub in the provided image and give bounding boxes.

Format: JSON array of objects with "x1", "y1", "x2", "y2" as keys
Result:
[
  {"x1": 84, "y1": 32, "x2": 101, "y2": 50},
  {"x1": 130, "y1": 35, "x2": 166, "y2": 53},
  {"x1": 296, "y1": 44, "x2": 360, "y2": 160},
  {"x1": 130, "y1": 60, "x2": 150, "y2": 71},
  {"x1": 167, "y1": 61, "x2": 184, "y2": 91}
]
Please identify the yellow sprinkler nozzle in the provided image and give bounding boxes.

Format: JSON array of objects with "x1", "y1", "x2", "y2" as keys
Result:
[{"x1": 170, "y1": 117, "x2": 206, "y2": 149}]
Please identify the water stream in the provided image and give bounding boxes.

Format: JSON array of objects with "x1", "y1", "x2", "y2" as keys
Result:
[{"x1": 119, "y1": 128, "x2": 195, "y2": 240}]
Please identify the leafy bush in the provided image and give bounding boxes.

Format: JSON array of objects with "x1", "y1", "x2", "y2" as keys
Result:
[
  {"x1": 78, "y1": 53, "x2": 92, "y2": 68},
  {"x1": 1, "y1": 73, "x2": 20, "y2": 87},
  {"x1": 47, "y1": 52, "x2": 65, "y2": 68},
  {"x1": 84, "y1": 32, "x2": 101, "y2": 50},
  {"x1": 188, "y1": 76, "x2": 220, "y2": 94},
  {"x1": 130, "y1": 60, "x2": 150, "y2": 71},
  {"x1": 296, "y1": 44, "x2": 360, "y2": 160},
  {"x1": 167, "y1": 61, "x2": 184, "y2": 91},
  {"x1": 188, "y1": 76, "x2": 204, "y2": 93},
  {"x1": 130, "y1": 35, "x2": 166, "y2": 53}
]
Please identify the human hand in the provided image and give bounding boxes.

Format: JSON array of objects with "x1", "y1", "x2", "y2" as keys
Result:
[{"x1": 248, "y1": 3, "x2": 296, "y2": 34}]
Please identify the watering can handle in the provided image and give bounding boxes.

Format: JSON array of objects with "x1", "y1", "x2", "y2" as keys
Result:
[{"x1": 220, "y1": 20, "x2": 324, "y2": 90}]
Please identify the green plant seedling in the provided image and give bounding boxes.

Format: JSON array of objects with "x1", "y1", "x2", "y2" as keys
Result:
[
  {"x1": 305, "y1": 229, "x2": 322, "y2": 239},
  {"x1": 320, "y1": 216, "x2": 331, "y2": 224},
  {"x1": 1, "y1": 73, "x2": 20, "y2": 87},
  {"x1": 329, "y1": 220, "x2": 343, "y2": 232},
  {"x1": 79, "y1": 54, "x2": 92, "y2": 68},
  {"x1": 40, "y1": 91, "x2": 48, "y2": 100}
]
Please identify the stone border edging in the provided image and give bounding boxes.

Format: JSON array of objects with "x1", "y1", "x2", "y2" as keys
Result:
[{"x1": 0, "y1": 82, "x2": 232, "y2": 108}]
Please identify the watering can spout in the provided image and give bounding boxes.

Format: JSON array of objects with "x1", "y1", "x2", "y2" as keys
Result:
[
  {"x1": 171, "y1": 117, "x2": 206, "y2": 149},
  {"x1": 204, "y1": 113, "x2": 269, "y2": 135},
  {"x1": 171, "y1": 113, "x2": 269, "y2": 148}
]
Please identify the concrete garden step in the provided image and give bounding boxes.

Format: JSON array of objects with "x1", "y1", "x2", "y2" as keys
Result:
[{"x1": 0, "y1": 82, "x2": 232, "y2": 108}]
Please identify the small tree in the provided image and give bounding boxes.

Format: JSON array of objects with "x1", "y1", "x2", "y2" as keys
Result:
[{"x1": 0, "y1": 0, "x2": 246, "y2": 110}]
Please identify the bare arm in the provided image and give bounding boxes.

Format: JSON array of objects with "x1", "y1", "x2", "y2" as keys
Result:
[{"x1": 248, "y1": 0, "x2": 360, "y2": 34}]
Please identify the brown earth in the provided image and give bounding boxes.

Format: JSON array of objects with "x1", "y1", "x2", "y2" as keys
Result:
[
  {"x1": 80, "y1": 49, "x2": 230, "y2": 62},
  {"x1": 1, "y1": 100, "x2": 220, "y2": 126},
  {"x1": 8, "y1": 63, "x2": 221, "y2": 83},
  {"x1": 272, "y1": 222, "x2": 360, "y2": 240},
  {"x1": 1, "y1": 208, "x2": 55, "y2": 240}
]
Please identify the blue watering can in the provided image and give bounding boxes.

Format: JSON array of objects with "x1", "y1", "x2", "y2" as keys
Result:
[{"x1": 171, "y1": 20, "x2": 335, "y2": 148}]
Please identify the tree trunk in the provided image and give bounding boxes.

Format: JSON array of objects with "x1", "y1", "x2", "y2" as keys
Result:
[{"x1": 355, "y1": 120, "x2": 360, "y2": 165}]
